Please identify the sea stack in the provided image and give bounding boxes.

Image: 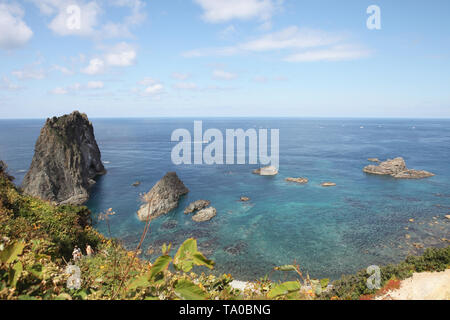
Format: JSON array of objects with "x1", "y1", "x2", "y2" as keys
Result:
[
  {"x1": 363, "y1": 157, "x2": 435, "y2": 179},
  {"x1": 137, "y1": 172, "x2": 189, "y2": 221},
  {"x1": 22, "y1": 111, "x2": 106, "y2": 205}
]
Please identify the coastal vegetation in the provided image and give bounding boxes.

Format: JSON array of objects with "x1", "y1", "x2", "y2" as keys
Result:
[{"x1": 1, "y1": 160, "x2": 449, "y2": 300}]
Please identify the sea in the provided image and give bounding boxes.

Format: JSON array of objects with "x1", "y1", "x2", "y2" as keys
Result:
[{"x1": 0, "y1": 118, "x2": 449, "y2": 281}]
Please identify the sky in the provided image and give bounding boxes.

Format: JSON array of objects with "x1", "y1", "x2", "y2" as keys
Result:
[{"x1": 0, "y1": 0, "x2": 449, "y2": 119}]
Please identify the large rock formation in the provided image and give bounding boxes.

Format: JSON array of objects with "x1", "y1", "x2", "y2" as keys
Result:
[
  {"x1": 137, "y1": 172, "x2": 189, "y2": 221},
  {"x1": 363, "y1": 157, "x2": 434, "y2": 179},
  {"x1": 22, "y1": 111, "x2": 106, "y2": 205}
]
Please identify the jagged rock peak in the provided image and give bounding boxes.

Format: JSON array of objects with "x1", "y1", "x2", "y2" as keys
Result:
[
  {"x1": 22, "y1": 111, "x2": 106, "y2": 205},
  {"x1": 137, "y1": 172, "x2": 189, "y2": 221}
]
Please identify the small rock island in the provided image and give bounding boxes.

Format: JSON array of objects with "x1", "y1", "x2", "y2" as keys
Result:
[
  {"x1": 253, "y1": 166, "x2": 279, "y2": 176},
  {"x1": 137, "y1": 172, "x2": 189, "y2": 221},
  {"x1": 22, "y1": 111, "x2": 106, "y2": 205},
  {"x1": 363, "y1": 157, "x2": 435, "y2": 179}
]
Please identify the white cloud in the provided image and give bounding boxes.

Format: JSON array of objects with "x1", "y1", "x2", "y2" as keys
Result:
[
  {"x1": 138, "y1": 77, "x2": 159, "y2": 86},
  {"x1": 100, "y1": 0, "x2": 147, "y2": 38},
  {"x1": 51, "y1": 65, "x2": 74, "y2": 75},
  {"x1": 144, "y1": 84, "x2": 164, "y2": 95},
  {"x1": 241, "y1": 27, "x2": 341, "y2": 52},
  {"x1": 193, "y1": 0, "x2": 280, "y2": 23},
  {"x1": 284, "y1": 45, "x2": 370, "y2": 62},
  {"x1": 172, "y1": 73, "x2": 191, "y2": 80},
  {"x1": 219, "y1": 25, "x2": 237, "y2": 39},
  {"x1": 81, "y1": 43, "x2": 137, "y2": 74},
  {"x1": 12, "y1": 69, "x2": 46, "y2": 80},
  {"x1": 31, "y1": 0, "x2": 101, "y2": 37},
  {"x1": 1, "y1": 76, "x2": 22, "y2": 91},
  {"x1": 50, "y1": 87, "x2": 69, "y2": 95},
  {"x1": 87, "y1": 81, "x2": 104, "y2": 89},
  {"x1": 104, "y1": 42, "x2": 137, "y2": 67},
  {"x1": 213, "y1": 69, "x2": 237, "y2": 80},
  {"x1": 12, "y1": 58, "x2": 46, "y2": 80},
  {"x1": 50, "y1": 81, "x2": 105, "y2": 95},
  {"x1": 0, "y1": 3, "x2": 33, "y2": 50},
  {"x1": 30, "y1": 0, "x2": 147, "y2": 38},
  {"x1": 173, "y1": 82, "x2": 198, "y2": 90},
  {"x1": 183, "y1": 26, "x2": 342, "y2": 57},
  {"x1": 82, "y1": 58, "x2": 105, "y2": 75},
  {"x1": 134, "y1": 77, "x2": 164, "y2": 97},
  {"x1": 182, "y1": 26, "x2": 370, "y2": 63}
]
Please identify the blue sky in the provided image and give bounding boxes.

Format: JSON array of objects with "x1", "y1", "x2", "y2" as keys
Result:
[{"x1": 0, "y1": 0, "x2": 449, "y2": 118}]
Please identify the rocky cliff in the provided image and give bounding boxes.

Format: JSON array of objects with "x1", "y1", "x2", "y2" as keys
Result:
[
  {"x1": 22, "y1": 111, "x2": 106, "y2": 205},
  {"x1": 137, "y1": 172, "x2": 189, "y2": 221}
]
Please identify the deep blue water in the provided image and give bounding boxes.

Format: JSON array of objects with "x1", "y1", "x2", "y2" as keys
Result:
[{"x1": 0, "y1": 118, "x2": 449, "y2": 281}]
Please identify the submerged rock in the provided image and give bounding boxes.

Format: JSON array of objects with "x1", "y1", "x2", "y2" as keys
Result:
[
  {"x1": 137, "y1": 172, "x2": 189, "y2": 221},
  {"x1": 240, "y1": 196, "x2": 250, "y2": 202},
  {"x1": 252, "y1": 166, "x2": 278, "y2": 176},
  {"x1": 368, "y1": 158, "x2": 380, "y2": 163},
  {"x1": 286, "y1": 177, "x2": 309, "y2": 184},
  {"x1": 363, "y1": 157, "x2": 434, "y2": 179},
  {"x1": 22, "y1": 111, "x2": 106, "y2": 205},
  {"x1": 192, "y1": 207, "x2": 217, "y2": 222},
  {"x1": 132, "y1": 181, "x2": 141, "y2": 187},
  {"x1": 184, "y1": 200, "x2": 211, "y2": 215}
]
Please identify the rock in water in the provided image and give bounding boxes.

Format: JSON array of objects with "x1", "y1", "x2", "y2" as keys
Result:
[
  {"x1": 252, "y1": 166, "x2": 278, "y2": 176},
  {"x1": 22, "y1": 111, "x2": 106, "y2": 205},
  {"x1": 192, "y1": 207, "x2": 217, "y2": 222},
  {"x1": 285, "y1": 177, "x2": 309, "y2": 184},
  {"x1": 184, "y1": 200, "x2": 211, "y2": 214},
  {"x1": 363, "y1": 157, "x2": 434, "y2": 179},
  {"x1": 321, "y1": 182, "x2": 337, "y2": 187},
  {"x1": 137, "y1": 172, "x2": 189, "y2": 221}
]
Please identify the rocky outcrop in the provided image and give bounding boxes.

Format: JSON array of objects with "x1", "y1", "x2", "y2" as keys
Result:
[
  {"x1": 132, "y1": 181, "x2": 141, "y2": 187},
  {"x1": 184, "y1": 200, "x2": 211, "y2": 215},
  {"x1": 137, "y1": 172, "x2": 189, "y2": 221},
  {"x1": 253, "y1": 166, "x2": 278, "y2": 176},
  {"x1": 192, "y1": 207, "x2": 217, "y2": 222},
  {"x1": 363, "y1": 157, "x2": 435, "y2": 179},
  {"x1": 321, "y1": 182, "x2": 337, "y2": 187},
  {"x1": 21, "y1": 111, "x2": 106, "y2": 205},
  {"x1": 286, "y1": 177, "x2": 309, "y2": 184}
]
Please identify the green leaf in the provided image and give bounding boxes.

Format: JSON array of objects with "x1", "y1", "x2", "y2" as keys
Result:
[
  {"x1": 0, "y1": 241, "x2": 25, "y2": 264},
  {"x1": 28, "y1": 264, "x2": 44, "y2": 279},
  {"x1": 55, "y1": 293, "x2": 72, "y2": 300},
  {"x1": 320, "y1": 278, "x2": 330, "y2": 289},
  {"x1": 192, "y1": 253, "x2": 215, "y2": 270},
  {"x1": 174, "y1": 279, "x2": 208, "y2": 300},
  {"x1": 127, "y1": 274, "x2": 151, "y2": 290},
  {"x1": 173, "y1": 238, "x2": 215, "y2": 272},
  {"x1": 9, "y1": 261, "x2": 23, "y2": 288},
  {"x1": 149, "y1": 255, "x2": 172, "y2": 280},
  {"x1": 267, "y1": 281, "x2": 301, "y2": 299},
  {"x1": 274, "y1": 265, "x2": 297, "y2": 272}
]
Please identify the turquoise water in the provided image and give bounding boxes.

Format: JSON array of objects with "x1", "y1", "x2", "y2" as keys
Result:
[{"x1": 1, "y1": 118, "x2": 449, "y2": 281}]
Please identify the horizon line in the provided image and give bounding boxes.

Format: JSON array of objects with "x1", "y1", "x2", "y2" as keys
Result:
[{"x1": 2, "y1": 116, "x2": 450, "y2": 121}]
